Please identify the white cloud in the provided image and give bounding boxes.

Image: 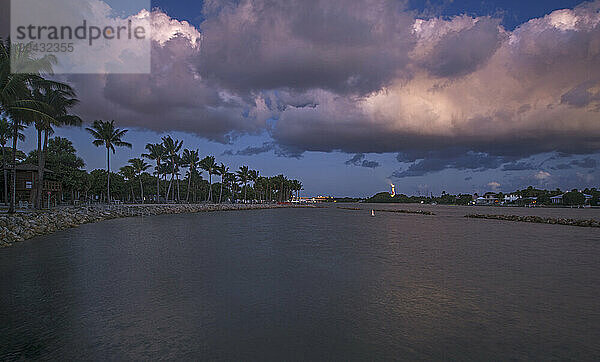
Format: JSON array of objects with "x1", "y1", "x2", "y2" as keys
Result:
[
  {"x1": 55, "y1": 0, "x2": 600, "y2": 160},
  {"x1": 534, "y1": 171, "x2": 551, "y2": 180},
  {"x1": 487, "y1": 181, "x2": 501, "y2": 191}
]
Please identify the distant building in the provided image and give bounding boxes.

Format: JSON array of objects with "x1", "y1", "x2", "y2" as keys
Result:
[
  {"x1": 550, "y1": 194, "x2": 563, "y2": 204},
  {"x1": 476, "y1": 193, "x2": 499, "y2": 205},
  {"x1": 504, "y1": 194, "x2": 521, "y2": 203},
  {"x1": 297, "y1": 196, "x2": 333, "y2": 203}
]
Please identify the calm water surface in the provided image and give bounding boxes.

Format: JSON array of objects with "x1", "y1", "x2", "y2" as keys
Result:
[{"x1": 1, "y1": 205, "x2": 599, "y2": 360}]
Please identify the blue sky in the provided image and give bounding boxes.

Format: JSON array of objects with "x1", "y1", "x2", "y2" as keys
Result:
[
  {"x1": 12, "y1": 0, "x2": 600, "y2": 197},
  {"x1": 153, "y1": 0, "x2": 585, "y2": 29}
]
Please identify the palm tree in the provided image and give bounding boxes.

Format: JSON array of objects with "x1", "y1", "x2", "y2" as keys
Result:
[
  {"x1": 294, "y1": 180, "x2": 303, "y2": 200},
  {"x1": 129, "y1": 158, "x2": 150, "y2": 204},
  {"x1": 188, "y1": 168, "x2": 202, "y2": 202},
  {"x1": 142, "y1": 143, "x2": 166, "y2": 203},
  {"x1": 1, "y1": 38, "x2": 66, "y2": 213},
  {"x1": 180, "y1": 149, "x2": 200, "y2": 203},
  {"x1": 200, "y1": 156, "x2": 217, "y2": 203},
  {"x1": 161, "y1": 135, "x2": 182, "y2": 202},
  {"x1": 224, "y1": 172, "x2": 236, "y2": 203},
  {"x1": 236, "y1": 165, "x2": 250, "y2": 202},
  {"x1": 174, "y1": 155, "x2": 183, "y2": 202},
  {"x1": 0, "y1": 117, "x2": 12, "y2": 205},
  {"x1": 254, "y1": 176, "x2": 269, "y2": 203},
  {"x1": 272, "y1": 174, "x2": 287, "y2": 202},
  {"x1": 216, "y1": 163, "x2": 229, "y2": 203},
  {"x1": 32, "y1": 86, "x2": 81, "y2": 209},
  {"x1": 157, "y1": 162, "x2": 170, "y2": 198},
  {"x1": 86, "y1": 120, "x2": 131, "y2": 204},
  {"x1": 119, "y1": 165, "x2": 136, "y2": 203},
  {"x1": 249, "y1": 169, "x2": 259, "y2": 203}
]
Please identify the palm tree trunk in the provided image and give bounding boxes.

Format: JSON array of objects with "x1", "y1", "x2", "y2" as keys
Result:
[
  {"x1": 35, "y1": 129, "x2": 43, "y2": 209},
  {"x1": 167, "y1": 161, "x2": 176, "y2": 202},
  {"x1": 155, "y1": 162, "x2": 160, "y2": 203},
  {"x1": 8, "y1": 124, "x2": 18, "y2": 214},
  {"x1": 244, "y1": 182, "x2": 247, "y2": 202},
  {"x1": 208, "y1": 173, "x2": 212, "y2": 202},
  {"x1": 186, "y1": 172, "x2": 191, "y2": 203},
  {"x1": 36, "y1": 130, "x2": 49, "y2": 209},
  {"x1": 139, "y1": 177, "x2": 144, "y2": 204},
  {"x1": 219, "y1": 179, "x2": 223, "y2": 203},
  {"x1": 166, "y1": 174, "x2": 172, "y2": 202},
  {"x1": 106, "y1": 147, "x2": 111, "y2": 204},
  {"x1": 2, "y1": 145, "x2": 7, "y2": 205}
]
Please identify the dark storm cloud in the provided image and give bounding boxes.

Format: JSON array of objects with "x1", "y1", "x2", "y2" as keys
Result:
[
  {"x1": 19, "y1": 0, "x2": 600, "y2": 174},
  {"x1": 266, "y1": 2, "x2": 600, "y2": 161},
  {"x1": 553, "y1": 163, "x2": 572, "y2": 170},
  {"x1": 501, "y1": 161, "x2": 536, "y2": 171},
  {"x1": 68, "y1": 28, "x2": 268, "y2": 143},
  {"x1": 197, "y1": 0, "x2": 416, "y2": 95},
  {"x1": 392, "y1": 150, "x2": 514, "y2": 178},
  {"x1": 552, "y1": 156, "x2": 598, "y2": 170},
  {"x1": 570, "y1": 157, "x2": 597, "y2": 168},
  {"x1": 561, "y1": 80, "x2": 600, "y2": 108},
  {"x1": 222, "y1": 142, "x2": 304, "y2": 159},
  {"x1": 345, "y1": 154, "x2": 380, "y2": 168},
  {"x1": 223, "y1": 142, "x2": 275, "y2": 156},
  {"x1": 420, "y1": 17, "x2": 505, "y2": 78}
]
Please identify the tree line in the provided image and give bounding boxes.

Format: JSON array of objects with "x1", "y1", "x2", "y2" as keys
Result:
[
  {"x1": 366, "y1": 186, "x2": 600, "y2": 206},
  {"x1": 0, "y1": 38, "x2": 302, "y2": 212}
]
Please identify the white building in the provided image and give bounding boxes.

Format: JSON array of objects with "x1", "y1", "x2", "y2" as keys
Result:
[
  {"x1": 550, "y1": 194, "x2": 563, "y2": 204},
  {"x1": 504, "y1": 194, "x2": 521, "y2": 203}
]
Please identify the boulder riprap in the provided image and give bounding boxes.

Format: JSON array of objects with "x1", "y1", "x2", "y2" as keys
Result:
[
  {"x1": 0, "y1": 204, "x2": 304, "y2": 247},
  {"x1": 465, "y1": 213, "x2": 600, "y2": 228}
]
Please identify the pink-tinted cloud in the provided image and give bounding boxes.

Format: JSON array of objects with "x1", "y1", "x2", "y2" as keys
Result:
[{"x1": 54, "y1": 1, "x2": 600, "y2": 167}]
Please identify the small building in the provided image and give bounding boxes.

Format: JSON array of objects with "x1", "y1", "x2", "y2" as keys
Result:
[
  {"x1": 476, "y1": 193, "x2": 499, "y2": 205},
  {"x1": 297, "y1": 196, "x2": 333, "y2": 203},
  {"x1": 550, "y1": 194, "x2": 563, "y2": 204},
  {"x1": 504, "y1": 194, "x2": 521, "y2": 203},
  {"x1": 15, "y1": 164, "x2": 62, "y2": 207}
]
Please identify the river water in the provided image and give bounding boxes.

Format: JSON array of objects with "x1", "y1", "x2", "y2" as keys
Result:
[{"x1": 1, "y1": 205, "x2": 599, "y2": 360}]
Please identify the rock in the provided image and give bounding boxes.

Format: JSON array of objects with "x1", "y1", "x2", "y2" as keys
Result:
[
  {"x1": 465, "y1": 213, "x2": 600, "y2": 228},
  {"x1": 1, "y1": 203, "x2": 306, "y2": 247}
]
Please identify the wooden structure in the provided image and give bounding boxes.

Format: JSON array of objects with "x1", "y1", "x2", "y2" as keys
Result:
[{"x1": 15, "y1": 164, "x2": 62, "y2": 207}]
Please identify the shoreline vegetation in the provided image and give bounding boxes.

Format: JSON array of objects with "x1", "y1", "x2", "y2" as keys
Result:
[
  {"x1": 0, "y1": 203, "x2": 308, "y2": 247},
  {"x1": 364, "y1": 187, "x2": 600, "y2": 207},
  {"x1": 0, "y1": 39, "x2": 304, "y2": 214}
]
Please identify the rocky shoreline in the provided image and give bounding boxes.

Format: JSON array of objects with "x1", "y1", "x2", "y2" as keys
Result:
[
  {"x1": 0, "y1": 204, "x2": 304, "y2": 247},
  {"x1": 465, "y1": 213, "x2": 600, "y2": 228},
  {"x1": 336, "y1": 207, "x2": 435, "y2": 215}
]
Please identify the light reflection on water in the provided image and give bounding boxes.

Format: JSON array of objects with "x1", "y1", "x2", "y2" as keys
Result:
[{"x1": 1, "y1": 205, "x2": 599, "y2": 360}]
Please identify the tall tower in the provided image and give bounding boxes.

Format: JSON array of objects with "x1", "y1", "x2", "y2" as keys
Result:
[{"x1": 390, "y1": 184, "x2": 396, "y2": 197}]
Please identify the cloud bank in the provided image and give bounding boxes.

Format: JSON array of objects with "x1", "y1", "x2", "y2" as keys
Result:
[{"x1": 58, "y1": 0, "x2": 600, "y2": 174}]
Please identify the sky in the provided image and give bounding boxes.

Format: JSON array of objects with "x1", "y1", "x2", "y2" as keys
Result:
[{"x1": 2, "y1": 0, "x2": 600, "y2": 197}]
